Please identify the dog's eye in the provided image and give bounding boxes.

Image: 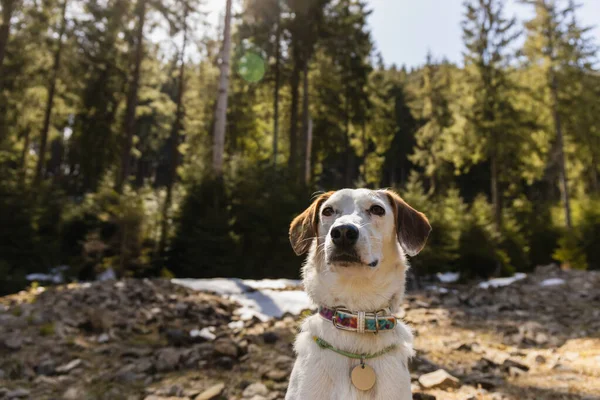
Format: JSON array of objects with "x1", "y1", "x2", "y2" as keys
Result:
[
  {"x1": 369, "y1": 205, "x2": 385, "y2": 216},
  {"x1": 322, "y1": 207, "x2": 334, "y2": 217}
]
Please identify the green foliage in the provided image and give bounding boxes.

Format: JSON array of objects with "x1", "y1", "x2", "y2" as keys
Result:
[
  {"x1": 61, "y1": 181, "x2": 158, "y2": 280},
  {"x1": 169, "y1": 166, "x2": 308, "y2": 279},
  {"x1": 0, "y1": 0, "x2": 599, "y2": 293}
]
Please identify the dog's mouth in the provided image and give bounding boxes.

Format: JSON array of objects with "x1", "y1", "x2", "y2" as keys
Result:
[{"x1": 327, "y1": 252, "x2": 379, "y2": 268}]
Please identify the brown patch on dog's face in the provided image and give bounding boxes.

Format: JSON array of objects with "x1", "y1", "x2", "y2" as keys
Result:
[
  {"x1": 289, "y1": 192, "x2": 335, "y2": 255},
  {"x1": 384, "y1": 190, "x2": 431, "y2": 256}
]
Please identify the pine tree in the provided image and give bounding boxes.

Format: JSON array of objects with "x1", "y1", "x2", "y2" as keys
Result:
[{"x1": 461, "y1": 0, "x2": 522, "y2": 230}]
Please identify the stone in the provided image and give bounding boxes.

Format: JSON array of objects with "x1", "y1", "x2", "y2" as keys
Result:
[
  {"x1": 63, "y1": 387, "x2": 86, "y2": 400},
  {"x1": 413, "y1": 394, "x2": 436, "y2": 400},
  {"x1": 242, "y1": 382, "x2": 269, "y2": 398},
  {"x1": 262, "y1": 331, "x2": 279, "y2": 344},
  {"x1": 97, "y1": 333, "x2": 110, "y2": 343},
  {"x1": 264, "y1": 369, "x2": 288, "y2": 382},
  {"x1": 155, "y1": 348, "x2": 181, "y2": 372},
  {"x1": 418, "y1": 369, "x2": 460, "y2": 390},
  {"x1": 56, "y1": 358, "x2": 82, "y2": 374},
  {"x1": 214, "y1": 338, "x2": 238, "y2": 358},
  {"x1": 36, "y1": 359, "x2": 57, "y2": 376},
  {"x1": 6, "y1": 388, "x2": 31, "y2": 399},
  {"x1": 502, "y1": 358, "x2": 529, "y2": 372},
  {"x1": 195, "y1": 383, "x2": 225, "y2": 400},
  {"x1": 3, "y1": 337, "x2": 22, "y2": 351},
  {"x1": 215, "y1": 356, "x2": 235, "y2": 369}
]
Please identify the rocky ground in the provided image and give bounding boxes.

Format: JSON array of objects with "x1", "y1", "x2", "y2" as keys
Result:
[{"x1": 1, "y1": 265, "x2": 600, "y2": 400}]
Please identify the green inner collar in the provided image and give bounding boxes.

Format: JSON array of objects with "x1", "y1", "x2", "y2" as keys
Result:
[{"x1": 313, "y1": 336, "x2": 398, "y2": 360}]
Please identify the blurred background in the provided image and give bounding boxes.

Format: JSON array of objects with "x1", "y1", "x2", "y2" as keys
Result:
[{"x1": 1, "y1": 0, "x2": 599, "y2": 295}]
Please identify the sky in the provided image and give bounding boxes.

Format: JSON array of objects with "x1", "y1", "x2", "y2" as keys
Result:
[
  {"x1": 202, "y1": 0, "x2": 600, "y2": 68},
  {"x1": 366, "y1": 0, "x2": 600, "y2": 68}
]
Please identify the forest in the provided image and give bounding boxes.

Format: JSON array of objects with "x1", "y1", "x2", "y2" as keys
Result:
[{"x1": 0, "y1": 0, "x2": 599, "y2": 295}]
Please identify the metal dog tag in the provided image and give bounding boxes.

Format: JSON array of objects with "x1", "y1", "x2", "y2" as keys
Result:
[{"x1": 351, "y1": 363, "x2": 376, "y2": 391}]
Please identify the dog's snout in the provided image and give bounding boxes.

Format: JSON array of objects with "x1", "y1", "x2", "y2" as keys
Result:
[{"x1": 331, "y1": 224, "x2": 359, "y2": 247}]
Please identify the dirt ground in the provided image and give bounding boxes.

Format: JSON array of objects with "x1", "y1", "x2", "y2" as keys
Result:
[{"x1": 1, "y1": 264, "x2": 599, "y2": 399}]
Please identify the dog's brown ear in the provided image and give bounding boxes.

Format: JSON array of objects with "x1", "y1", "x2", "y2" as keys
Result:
[
  {"x1": 289, "y1": 191, "x2": 334, "y2": 256},
  {"x1": 384, "y1": 190, "x2": 432, "y2": 257}
]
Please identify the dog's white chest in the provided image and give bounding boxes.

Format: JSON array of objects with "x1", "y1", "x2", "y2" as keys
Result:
[{"x1": 285, "y1": 316, "x2": 414, "y2": 400}]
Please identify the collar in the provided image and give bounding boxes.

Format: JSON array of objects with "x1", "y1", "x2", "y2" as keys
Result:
[{"x1": 318, "y1": 305, "x2": 397, "y2": 334}]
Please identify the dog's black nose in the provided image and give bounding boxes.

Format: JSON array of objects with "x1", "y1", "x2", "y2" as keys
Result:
[{"x1": 331, "y1": 224, "x2": 359, "y2": 247}]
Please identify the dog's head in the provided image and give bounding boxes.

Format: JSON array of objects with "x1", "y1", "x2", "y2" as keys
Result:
[{"x1": 289, "y1": 189, "x2": 431, "y2": 309}]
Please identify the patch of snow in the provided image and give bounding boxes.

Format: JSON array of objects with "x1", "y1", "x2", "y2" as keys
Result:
[
  {"x1": 172, "y1": 278, "x2": 251, "y2": 294},
  {"x1": 26, "y1": 273, "x2": 62, "y2": 284},
  {"x1": 478, "y1": 273, "x2": 527, "y2": 289},
  {"x1": 540, "y1": 278, "x2": 566, "y2": 287},
  {"x1": 97, "y1": 268, "x2": 117, "y2": 281},
  {"x1": 228, "y1": 320, "x2": 245, "y2": 330},
  {"x1": 243, "y1": 279, "x2": 302, "y2": 291},
  {"x1": 437, "y1": 272, "x2": 460, "y2": 283},
  {"x1": 230, "y1": 290, "x2": 314, "y2": 321},
  {"x1": 425, "y1": 285, "x2": 449, "y2": 294},
  {"x1": 173, "y1": 278, "x2": 313, "y2": 321},
  {"x1": 172, "y1": 278, "x2": 301, "y2": 295},
  {"x1": 190, "y1": 327, "x2": 216, "y2": 341},
  {"x1": 26, "y1": 265, "x2": 70, "y2": 284}
]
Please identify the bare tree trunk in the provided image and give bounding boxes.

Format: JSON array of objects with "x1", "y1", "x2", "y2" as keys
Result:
[
  {"x1": 0, "y1": 0, "x2": 14, "y2": 71},
  {"x1": 116, "y1": 0, "x2": 146, "y2": 193},
  {"x1": 272, "y1": 11, "x2": 281, "y2": 168},
  {"x1": 490, "y1": 151, "x2": 501, "y2": 230},
  {"x1": 551, "y1": 71, "x2": 572, "y2": 228},
  {"x1": 301, "y1": 60, "x2": 310, "y2": 185},
  {"x1": 305, "y1": 119, "x2": 313, "y2": 185},
  {"x1": 34, "y1": 0, "x2": 68, "y2": 187},
  {"x1": 159, "y1": 4, "x2": 188, "y2": 258},
  {"x1": 344, "y1": 84, "x2": 352, "y2": 187},
  {"x1": 211, "y1": 0, "x2": 232, "y2": 177},
  {"x1": 288, "y1": 54, "x2": 300, "y2": 178},
  {"x1": 19, "y1": 127, "x2": 30, "y2": 185},
  {"x1": 361, "y1": 122, "x2": 367, "y2": 184}
]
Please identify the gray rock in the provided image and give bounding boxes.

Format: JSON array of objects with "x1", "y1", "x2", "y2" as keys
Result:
[
  {"x1": 194, "y1": 383, "x2": 225, "y2": 400},
  {"x1": 6, "y1": 388, "x2": 31, "y2": 399},
  {"x1": 418, "y1": 369, "x2": 460, "y2": 389},
  {"x1": 63, "y1": 387, "x2": 86, "y2": 400},
  {"x1": 214, "y1": 338, "x2": 238, "y2": 358},
  {"x1": 3, "y1": 337, "x2": 22, "y2": 351},
  {"x1": 243, "y1": 382, "x2": 269, "y2": 398},
  {"x1": 36, "y1": 359, "x2": 57, "y2": 376},
  {"x1": 56, "y1": 359, "x2": 82, "y2": 374},
  {"x1": 155, "y1": 348, "x2": 181, "y2": 372},
  {"x1": 413, "y1": 394, "x2": 436, "y2": 400},
  {"x1": 264, "y1": 369, "x2": 288, "y2": 382}
]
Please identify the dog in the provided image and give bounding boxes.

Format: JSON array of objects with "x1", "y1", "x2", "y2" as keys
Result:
[{"x1": 285, "y1": 189, "x2": 431, "y2": 400}]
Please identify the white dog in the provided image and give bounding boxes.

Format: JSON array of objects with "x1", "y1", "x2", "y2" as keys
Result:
[{"x1": 286, "y1": 189, "x2": 431, "y2": 400}]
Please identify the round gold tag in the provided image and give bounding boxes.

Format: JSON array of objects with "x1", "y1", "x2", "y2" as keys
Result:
[{"x1": 351, "y1": 364, "x2": 376, "y2": 391}]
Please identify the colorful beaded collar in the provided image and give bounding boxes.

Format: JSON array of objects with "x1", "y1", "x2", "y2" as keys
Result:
[{"x1": 318, "y1": 306, "x2": 397, "y2": 333}]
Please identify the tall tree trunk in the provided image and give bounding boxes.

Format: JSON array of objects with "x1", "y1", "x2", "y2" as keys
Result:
[
  {"x1": 116, "y1": 0, "x2": 146, "y2": 193},
  {"x1": 211, "y1": 0, "x2": 232, "y2": 177},
  {"x1": 34, "y1": 0, "x2": 68, "y2": 187},
  {"x1": 19, "y1": 127, "x2": 30, "y2": 185},
  {"x1": 272, "y1": 11, "x2": 281, "y2": 168},
  {"x1": 159, "y1": 5, "x2": 188, "y2": 258},
  {"x1": 344, "y1": 84, "x2": 352, "y2": 187},
  {"x1": 361, "y1": 122, "x2": 367, "y2": 184},
  {"x1": 288, "y1": 52, "x2": 300, "y2": 177},
  {"x1": 0, "y1": 0, "x2": 14, "y2": 144},
  {"x1": 301, "y1": 60, "x2": 310, "y2": 185},
  {"x1": 0, "y1": 0, "x2": 14, "y2": 72},
  {"x1": 490, "y1": 150, "x2": 501, "y2": 230},
  {"x1": 550, "y1": 71, "x2": 572, "y2": 228}
]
